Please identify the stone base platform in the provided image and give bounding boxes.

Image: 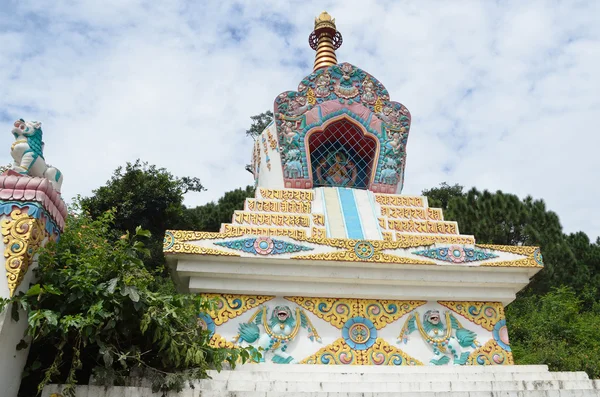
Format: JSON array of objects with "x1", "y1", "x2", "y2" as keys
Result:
[{"x1": 43, "y1": 365, "x2": 600, "y2": 396}]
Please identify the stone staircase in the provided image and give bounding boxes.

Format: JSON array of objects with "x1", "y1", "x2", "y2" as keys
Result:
[{"x1": 43, "y1": 365, "x2": 600, "y2": 396}]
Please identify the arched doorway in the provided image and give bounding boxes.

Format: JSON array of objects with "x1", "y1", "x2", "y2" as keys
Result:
[{"x1": 308, "y1": 119, "x2": 377, "y2": 189}]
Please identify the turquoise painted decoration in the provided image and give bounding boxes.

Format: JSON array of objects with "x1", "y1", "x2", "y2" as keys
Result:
[
  {"x1": 235, "y1": 305, "x2": 321, "y2": 364},
  {"x1": 354, "y1": 241, "x2": 375, "y2": 260},
  {"x1": 493, "y1": 319, "x2": 511, "y2": 352},
  {"x1": 0, "y1": 201, "x2": 59, "y2": 236},
  {"x1": 342, "y1": 317, "x2": 377, "y2": 350},
  {"x1": 533, "y1": 248, "x2": 544, "y2": 266},
  {"x1": 215, "y1": 237, "x2": 313, "y2": 256},
  {"x1": 197, "y1": 313, "x2": 215, "y2": 338},
  {"x1": 398, "y1": 310, "x2": 480, "y2": 366},
  {"x1": 412, "y1": 246, "x2": 498, "y2": 264}
]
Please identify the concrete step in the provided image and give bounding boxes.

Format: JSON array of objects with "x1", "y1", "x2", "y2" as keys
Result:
[
  {"x1": 197, "y1": 379, "x2": 598, "y2": 393},
  {"x1": 42, "y1": 385, "x2": 600, "y2": 397}
]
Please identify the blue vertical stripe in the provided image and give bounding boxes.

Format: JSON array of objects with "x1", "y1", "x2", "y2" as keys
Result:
[{"x1": 337, "y1": 188, "x2": 364, "y2": 239}]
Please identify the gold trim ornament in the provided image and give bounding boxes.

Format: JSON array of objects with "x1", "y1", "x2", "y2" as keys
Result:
[
  {"x1": 301, "y1": 337, "x2": 422, "y2": 365},
  {"x1": 202, "y1": 294, "x2": 275, "y2": 325},
  {"x1": 2, "y1": 208, "x2": 45, "y2": 296},
  {"x1": 467, "y1": 339, "x2": 513, "y2": 365},
  {"x1": 437, "y1": 301, "x2": 505, "y2": 331},
  {"x1": 286, "y1": 296, "x2": 425, "y2": 330}
]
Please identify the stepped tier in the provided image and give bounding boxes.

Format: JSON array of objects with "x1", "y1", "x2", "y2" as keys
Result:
[
  {"x1": 165, "y1": 187, "x2": 543, "y2": 368},
  {"x1": 43, "y1": 365, "x2": 600, "y2": 396}
]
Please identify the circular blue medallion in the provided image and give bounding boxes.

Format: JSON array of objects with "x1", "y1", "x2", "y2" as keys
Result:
[
  {"x1": 342, "y1": 317, "x2": 377, "y2": 350},
  {"x1": 163, "y1": 231, "x2": 175, "y2": 250},
  {"x1": 354, "y1": 241, "x2": 375, "y2": 260}
]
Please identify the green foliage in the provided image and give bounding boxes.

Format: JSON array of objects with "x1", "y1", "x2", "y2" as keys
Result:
[
  {"x1": 421, "y1": 182, "x2": 464, "y2": 211},
  {"x1": 507, "y1": 287, "x2": 600, "y2": 378},
  {"x1": 246, "y1": 110, "x2": 273, "y2": 140},
  {"x1": 0, "y1": 207, "x2": 252, "y2": 396},
  {"x1": 80, "y1": 160, "x2": 205, "y2": 269},
  {"x1": 178, "y1": 186, "x2": 255, "y2": 232}
]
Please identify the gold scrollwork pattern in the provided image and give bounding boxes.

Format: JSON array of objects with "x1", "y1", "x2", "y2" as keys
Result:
[
  {"x1": 301, "y1": 338, "x2": 422, "y2": 365},
  {"x1": 286, "y1": 297, "x2": 357, "y2": 328},
  {"x1": 292, "y1": 250, "x2": 435, "y2": 264},
  {"x1": 437, "y1": 301, "x2": 504, "y2": 331},
  {"x1": 286, "y1": 297, "x2": 425, "y2": 330},
  {"x1": 208, "y1": 333, "x2": 237, "y2": 349},
  {"x1": 2, "y1": 209, "x2": 45, "y2": 296},
  {"x1": 164, "y1": 242, "x2": 239, "y2": 256},
  {"x1": 476, "y1": 244, "x2": 537, "y2": 256},
  {"x1": 164, "y1": 230, "x2": 244, "y2": 243},
  {"x1": 479, "y1": 258, "x2": 540, "y2": 268},
  {"x1": 203, "y1": 294, "x2": 275, "y2": 325},
  {"x1": 359, "y1": 300, "x2": 427, "y2": 329},
  {"x1": 467, "y1": 339, "x2": 513, "y2": 365}
]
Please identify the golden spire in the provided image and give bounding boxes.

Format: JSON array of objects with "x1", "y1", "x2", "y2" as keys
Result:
[{"x1": 309, "y1": 11, "x2": 343, "y2": 71}]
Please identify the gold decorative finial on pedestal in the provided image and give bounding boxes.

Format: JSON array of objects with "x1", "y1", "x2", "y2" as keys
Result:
[{"x1": 309, "y1": 11, "x2": 343, "y2": 71}]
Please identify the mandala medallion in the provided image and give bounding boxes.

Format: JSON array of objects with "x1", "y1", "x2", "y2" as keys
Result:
[
  {"x1": 342, "y1": 317, "x2": 377, "y2": 350},
  {"x1": 354, "y1": 241, "x2": 375, "y2": 260},
  {"x1": 254, "y1": 237, "x2": 274, "y2": 255},
  {"x1": 163, "y1": 231, "x2": 175, "y2": 250}
]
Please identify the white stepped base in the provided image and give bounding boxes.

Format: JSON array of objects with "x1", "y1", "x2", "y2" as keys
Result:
[{"x1": 42, "y1": 365, "x2": 600, "y2": 397}]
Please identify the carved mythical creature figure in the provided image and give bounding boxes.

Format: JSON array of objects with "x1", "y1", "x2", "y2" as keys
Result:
[
  {"x1": 10, "y1": 119, "x2": 63, "y2": 192},
  {"x1": 334, "y1": 63, "x2": 359, "y2": 99},
  {"x1": 398, "y1": 310, "x2": 479, "y2": 365},
  {"x1": 236, "y1": 305, "x2": 321, "y2": 364}
]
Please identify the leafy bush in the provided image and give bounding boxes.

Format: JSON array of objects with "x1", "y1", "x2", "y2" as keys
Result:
[
  {"x1": 508, "y1": 287, "x2": 600, "y2": 378},
  {"x1": 0, "y1": 208, "x2": 253, "y2": 396}
]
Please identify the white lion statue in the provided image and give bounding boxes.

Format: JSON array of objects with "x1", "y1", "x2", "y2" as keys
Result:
[{"x1": 10, "y1": 119, "x2": 63, "y2": 193}]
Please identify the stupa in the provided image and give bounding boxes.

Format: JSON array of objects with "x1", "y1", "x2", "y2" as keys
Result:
[
  {"x1": 156, "y1": 12, "x2": 600, "y2": 397},
  {"x1": 165, "y1": 11, "x2": 541, "y2": 367}
]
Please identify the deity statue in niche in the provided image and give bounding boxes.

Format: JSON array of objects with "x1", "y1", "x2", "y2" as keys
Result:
[
  {"x1": 361, "y1": 77, "x2": 377, "y2": 105},
  {"x1": 315, "y1": 72, "x2": 331, "y2": 97},
  {"x1": 334, "y1": 63, "x2": 359, "y2": 99},
  {"x1": 315, "y1": 150, "x2": 358, "y2": 187}
]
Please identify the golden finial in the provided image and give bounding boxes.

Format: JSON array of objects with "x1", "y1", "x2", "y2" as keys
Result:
[{"x1": 309, "y1": 11, "x2": 343, "y2": 71}]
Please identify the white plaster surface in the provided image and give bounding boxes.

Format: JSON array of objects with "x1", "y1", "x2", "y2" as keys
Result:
[
  {"x1": 256, "y1": 123, "x2": 285, "y2": 190},
  {"x1": 42, "y1": 365, "x2": 600, "y2": 396}
]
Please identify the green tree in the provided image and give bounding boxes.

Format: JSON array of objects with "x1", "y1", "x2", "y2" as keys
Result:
[
  {"x1": 80, "y1": 160, "x2": 204, "y2": 269},
  {"x1": 246, "y1": 110, "x2": 273, "y2": 140},
  {"x1": 1, "y1": 208, "x2": 253, "y2": 397},
  {"x1": 422, "y1": 182, "x2": 464, "y2": 211},
  {"x1": 507, "y1": 287, "x2": 600, "y2": 378},
  {"x1": 423, "y1": 185, "x2": 573, "y2": 295},
  {"x1": 178, "y1": 186, "x2": 255, "y2": 232},
  {"x1": 245, "y1": 110, "x2": 273, "y2": 173}
]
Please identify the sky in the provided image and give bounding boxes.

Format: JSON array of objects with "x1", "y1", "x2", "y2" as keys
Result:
[{"x1": 1, "y1": 0, "x2": 599, "y2": 239}]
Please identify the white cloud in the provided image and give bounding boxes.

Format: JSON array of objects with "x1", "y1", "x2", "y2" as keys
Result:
[{"x1": 1, "y1": 0, "x2": 599, "y2": 238}]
